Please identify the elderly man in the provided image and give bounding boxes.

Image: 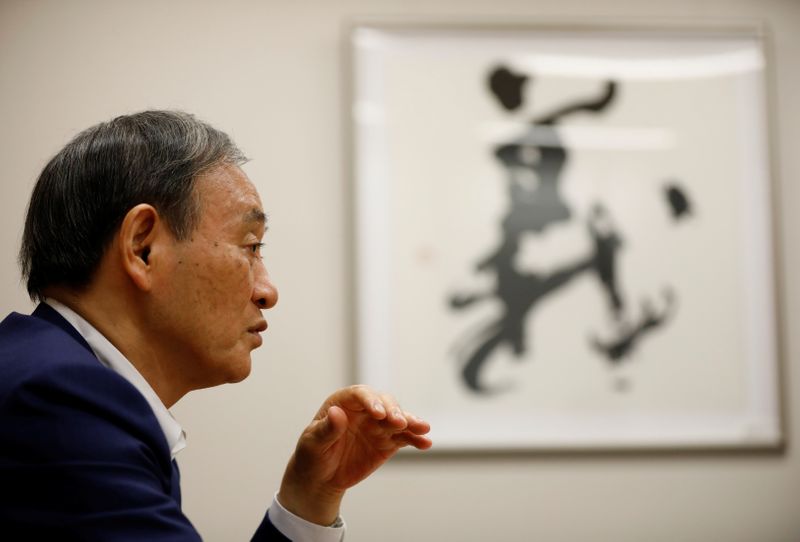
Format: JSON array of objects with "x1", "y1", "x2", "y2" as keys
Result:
[{"x1": 0, "y1": 111, "x2": 431, "y2": 540}]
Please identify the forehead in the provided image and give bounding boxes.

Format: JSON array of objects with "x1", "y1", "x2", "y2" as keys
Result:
[{"x1": 193, "y1": 164, "x2": 265, "y2": 227}]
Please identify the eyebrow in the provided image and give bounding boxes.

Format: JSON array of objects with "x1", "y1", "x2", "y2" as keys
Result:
[{"x1": 245, "y1": 209, "x2": 267, "y2": 225}]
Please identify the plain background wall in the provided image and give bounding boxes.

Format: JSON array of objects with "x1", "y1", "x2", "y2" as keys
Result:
[{"x1": 1, "y1": 0, "x2": 798, "y2": 540}]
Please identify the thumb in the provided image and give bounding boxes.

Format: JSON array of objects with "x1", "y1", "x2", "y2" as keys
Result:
[{"x1": 309, "y1": 405, "x2": 348, "y2": 448}]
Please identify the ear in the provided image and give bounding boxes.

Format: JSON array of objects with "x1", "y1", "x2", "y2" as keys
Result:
[{"x1": 118, "y1": 204, "x2": 165, "y2": 292}]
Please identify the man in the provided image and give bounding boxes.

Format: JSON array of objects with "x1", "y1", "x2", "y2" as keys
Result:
[{"x1": 0, "y1": 111, "x2": 432, "y2": 540}]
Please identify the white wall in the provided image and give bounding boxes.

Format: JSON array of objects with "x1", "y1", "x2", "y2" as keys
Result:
[{"x1": 1, "y1": 1, "x2": 798, "y2": 540}]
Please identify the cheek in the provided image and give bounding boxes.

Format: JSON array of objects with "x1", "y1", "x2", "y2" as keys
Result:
[
  {"x1": 207, "y1": 256, "x2": 255, "y2": 309},
  {"x1": 169, "y1": 248, "x2": 256, "y2": 318}
]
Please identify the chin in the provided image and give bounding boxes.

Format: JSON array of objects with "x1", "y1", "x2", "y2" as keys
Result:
[{"x1": 224, "y1": 359, "x2": 253, "y2": 384}]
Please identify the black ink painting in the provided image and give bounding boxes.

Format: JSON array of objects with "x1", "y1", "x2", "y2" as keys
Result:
[
  {"x1": 353, "y1": 25, "x2": 781, "y2": 450},
  {"x1": 450, "y1": 65, "x2": 679, "y2": 395}
]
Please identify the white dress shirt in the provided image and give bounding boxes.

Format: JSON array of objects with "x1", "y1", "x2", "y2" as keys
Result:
[{"x1": 45, "y1": 299, "x2": 344, "y2": 542}]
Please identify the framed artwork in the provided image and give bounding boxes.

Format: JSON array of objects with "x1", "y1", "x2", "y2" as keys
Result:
[{"x1": 350, "y1": 21, "x2": 782, "y2": 451}]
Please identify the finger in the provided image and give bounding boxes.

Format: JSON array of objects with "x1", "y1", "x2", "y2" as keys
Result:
[
  {"x1": 392, "y1": 431, "x2": 433, "y2": 450},
  {"x1": 335, "y1": 385, "x2": 388, "y2": 420},
  {"x1": 378, "y1": 393, "x2": 407, "y2": 429},
  {"x1": 402, "y1": 411, "x2": 431, "y2": 435}
]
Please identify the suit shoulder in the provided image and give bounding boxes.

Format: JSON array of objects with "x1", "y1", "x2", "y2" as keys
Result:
[
  {"x1": 0, "y1": 311, "x2": 169, "y2": 461},
  {"x1": 0, "y1": 310, "x2": 101, "y2": 382},
  {"x1": 0, "y1": 315, "x2": 198, "y2": 539}
]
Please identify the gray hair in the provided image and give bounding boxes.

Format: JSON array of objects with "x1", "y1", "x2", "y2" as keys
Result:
[{"x1": 19, "y1": 110, "x2": 247, "y2": 301}]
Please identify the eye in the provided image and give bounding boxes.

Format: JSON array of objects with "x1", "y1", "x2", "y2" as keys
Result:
[{"x1": 249, "y1": 242, "x2": 265, "y2": 258}]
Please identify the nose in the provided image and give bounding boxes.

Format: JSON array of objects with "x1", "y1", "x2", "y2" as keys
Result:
[{"x1": 252, "y1": 260, "x2": 278, "y2": 310}]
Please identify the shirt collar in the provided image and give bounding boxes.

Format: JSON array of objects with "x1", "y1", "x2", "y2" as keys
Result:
[{"x1": 43, "y1": 299, "x2": 187, "y2": 459}]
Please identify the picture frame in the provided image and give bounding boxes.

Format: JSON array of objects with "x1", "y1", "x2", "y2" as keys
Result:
[{"x1": 350, "y1": 21, "x2": 783, "y2": 451}]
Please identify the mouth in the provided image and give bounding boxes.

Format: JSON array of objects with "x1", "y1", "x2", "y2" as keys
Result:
[
  {"x1": 248, "y1": 320, "x2": 268, "y2": 334},
  {"x1": 247, "y1": 321, "x2": 267, "y2": 347}
]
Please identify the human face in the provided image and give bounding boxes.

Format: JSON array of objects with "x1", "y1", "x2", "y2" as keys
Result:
[{"x1": 152, "y1": 164, "x2": 278, "y2": 390}]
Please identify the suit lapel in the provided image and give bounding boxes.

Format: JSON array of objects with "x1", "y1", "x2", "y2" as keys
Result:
[
  {"x1": 32, "y1": 303, "x2": 186, "y2": 509},
  {"x1": 171, "y1": 459, "x2": 182, "y2": 506}
]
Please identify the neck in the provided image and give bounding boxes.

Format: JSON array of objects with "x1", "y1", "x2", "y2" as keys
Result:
[{"x1": 44, "y1": 286, "x2": 187, "y2": 408}]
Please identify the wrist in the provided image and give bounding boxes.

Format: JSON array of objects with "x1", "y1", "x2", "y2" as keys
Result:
[{"x1": 278, "y1": 458, "x2": 345, "y2": 526}]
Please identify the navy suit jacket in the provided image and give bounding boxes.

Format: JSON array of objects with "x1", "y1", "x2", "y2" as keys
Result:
[{"x1": 0, "y1": 304, "x2": 288, "y2": 541}]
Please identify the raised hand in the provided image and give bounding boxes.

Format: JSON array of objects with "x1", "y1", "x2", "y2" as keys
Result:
[{"x1": 277, "y1": 385, "x2": 432, "y2": 525}]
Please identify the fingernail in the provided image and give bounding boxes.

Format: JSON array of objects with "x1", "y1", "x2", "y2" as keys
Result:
[{"x1": 374, "y1": 402, "x2": 386, "y2": 414}]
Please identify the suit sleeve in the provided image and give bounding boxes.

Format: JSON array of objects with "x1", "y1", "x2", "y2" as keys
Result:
[
  {"x1": 252, "y1": 510, "x2": 291, "y2": 542},
  {"x1": 252, "y1": 495, "x2": 344, "y2": 542}
]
